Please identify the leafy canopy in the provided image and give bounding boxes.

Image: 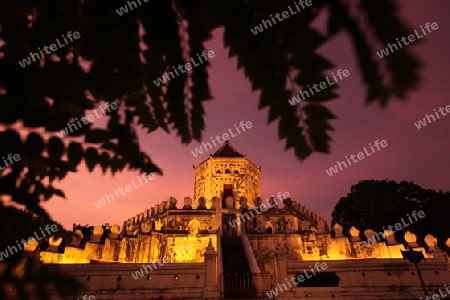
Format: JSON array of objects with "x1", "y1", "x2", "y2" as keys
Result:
[
  {"x1": 331, "y1": 180, "x2": 450, "y2": 251},
  {"x1": 0, "y1": 0, "x2": 420, "y2": 218},
  {"x1": 0, "y1": 1, "x2": 423, "y2": 298}
]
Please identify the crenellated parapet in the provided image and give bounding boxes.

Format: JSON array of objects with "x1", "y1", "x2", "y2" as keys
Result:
[
  {"x1": 39, "y1": 222, "x2": 218, "y2": 264},
  {"x1": 239, "y1": 197, "x2": 330, "y2": 235},
  {"x1": 121, "y1": 196, "x2": 224, "y2": 238},
  {"x1": 39, "y1": 195, "x2": 226, "y2": 265},
  {"x1": 246, "y1": 221, "x2": 447, "y2": 274}
]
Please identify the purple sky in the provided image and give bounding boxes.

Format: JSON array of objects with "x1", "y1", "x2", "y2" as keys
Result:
[{"x1": 42, "y1": 0, "x2": 450, "y2": 230}]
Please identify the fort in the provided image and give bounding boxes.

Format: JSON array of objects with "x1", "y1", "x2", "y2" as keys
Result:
[{"x1": 15, "y1": 141, "x2": 450, "y2": 299}]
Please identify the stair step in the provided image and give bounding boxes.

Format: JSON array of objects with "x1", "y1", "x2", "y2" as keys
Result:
[{"x1": 221, "y1": 237, "x2": 258, "y2": 299}]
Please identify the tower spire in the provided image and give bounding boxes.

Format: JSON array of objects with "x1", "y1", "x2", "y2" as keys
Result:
[{"x1": 212, "y1": 141, "x2": 244, "y2": 158}]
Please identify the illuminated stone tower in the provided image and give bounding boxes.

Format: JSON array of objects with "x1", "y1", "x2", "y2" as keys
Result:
[{"x1": 193, "y1": 141, "x2": 261, "y2": 209}]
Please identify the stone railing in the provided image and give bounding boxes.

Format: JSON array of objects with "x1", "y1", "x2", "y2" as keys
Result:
[
  {"x1": 241, "y1": 229, "x2": 261, "y2": 273},
  {"x1": 246, "y1": 227, "x2": 446, "y2": 262}
]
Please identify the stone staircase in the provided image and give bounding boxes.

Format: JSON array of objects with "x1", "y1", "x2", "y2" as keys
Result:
[{"x1": 221, "y1": 236, "x2": 260, "y2": 299}]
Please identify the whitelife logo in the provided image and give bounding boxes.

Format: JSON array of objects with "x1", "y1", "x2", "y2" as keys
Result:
[
  {"x1": 131, "y1": 244, "x2": 193, "y2": 280},
  {"x1": 287, "y1": 69, "x2": 350, "y2": 106},
  {"x1": 420, "y1": 284, "x2": 450, "y2": 300},
  {"x1": 115, "y1": 0, "x2": 148, "y2": 16},
  {"x1": 364, "y1": 210, "x2": 425, "y2": 246},
  {"x1": 250, "y1": 0, "x2": 313, "y2": 35},
  {"x1": 190, "y1": 121, "x2": 253, "y2": 158},
  {"x1": 93, "y1": 173, "x2": 156, "y2": 209},
  {"x1": 56, "y1": 102, "x2": 118, "y2": 138},
  {"x1": 0, "y1": 153, "x2": 21, "y2": 170},
  {"x1": 153, "y1": 50, "x2": 215, "y2": 87},
  {"x1": 414, "y1": 105, "x2": 450, "y2": 129},
  {"x1": 228, "y1": 192, "x2": 291, "y2": 229},
  {"x1": 0, "y1": 224, "x2": 59, "y2": 261},
  {"x1": 376, "y1": 22, "x2": 438, "y2": 58},
  {"x1": 325, "y1": 140, "x2": 388, "y2": 176},
  {"x1": 266, "y1": 262, "x2": 328, "y2": 299}
]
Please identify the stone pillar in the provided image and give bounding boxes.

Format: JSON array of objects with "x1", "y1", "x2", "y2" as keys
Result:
[
  {"x1": 404, "y1": 231, "x2": 419, "y2": 248},
  {"x1": 333, "y1": 223, "x2": 344, "y2": 238},
  {"x1": 197, "y1": 197, "x2": 207, "y2": 209},
  {"x1": 203, "y1": 238, "x2": 219, "y2": 299},
  {"x1": 162, "y1": 200, "x2": 170, "y2": 211},
  {"x1": 109, "y1": 224, "x2": 120, "y2": 239},
  {"x1": 90, "y1": 226, "x2": 104, "y2": 243},
  {"x1": 274, "y1": 248, "x2": 294, "y2": 298},
  {"x1": 274, "y1": 248, "x2": 288, "y2": 284},
  {"x1": 268, "y1": 197, "x2": 278, "y2": 210},
  {"x1": 254, "y1": 197, "x2": 262, "y2": 207},
  {"x1": 183, "y1": 196, "x2": 193, "y2": 209},
  {"x1": 384, "y1": 230, "x2": 398, "y2": 245},
  {"x1": 23, "y1": 237, "x2": 41, "y2": 270},
  {"x1": 240, "y1": 197, "x2": 248, "y2": 209},
  {"x1": 46, "y1": 236, "x2": 62, "y2": 252},
  {"x1": 121, "y1": 221, "x2": 127, "y2": 236},
  {"x1": 169, "y1": 197, "x2": 177, "y2": 209},
  {"x1": 425, "y1": 234, "x2": 438, "y2": 252},
  {"x1": 69, "y1": 230, "x2": 83, "y2": 247},
  {"x1": 317, "y1": 221, "x2": 326, "y2": 234},
  {"x1": 211, "y1": 196, "x2": 220, "y2": 210},
  {"x1": 24, "y1": 238, "x2": 39, "y2": 253},
  {"x1": 349, "y1": 226, "x2": 361, "y2": 242},
  {"x1": 225, "y1": 196, "x2": 234, "y2": 209}
]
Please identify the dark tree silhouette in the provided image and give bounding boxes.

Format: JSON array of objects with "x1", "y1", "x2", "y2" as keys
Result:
[
  {"x1": 331, "y1": 180, "x2": 450, "y2": 252},
  {"x1": 0, "y1": 0, "x2": 421, "y2": 218},
  {"x1": 0, "y1": 0, "x2": 422, "y2": 298},
  {"x1": 0, "y1": 202, "x2": 84, "y2": 299}
]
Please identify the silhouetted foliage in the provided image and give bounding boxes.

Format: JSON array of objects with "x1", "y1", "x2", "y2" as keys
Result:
[
  {"x1": 73, "y1": 224, "x2": 94, "y2": 246},
  {"x1": 331, "y1": 180, "x2": 450, "y2": 252},
  {"x1": 0, "y1": 0, "x2": 422, "y2": 298},
  {"x1": 0, "y1": 0, "x2": 421, "y2": 219},
  {"x1": 0, "y1": 202, "x2": 84, "y2": 299}
]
